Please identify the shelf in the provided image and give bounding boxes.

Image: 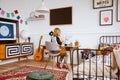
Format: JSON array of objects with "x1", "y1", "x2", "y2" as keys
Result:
[{"x1": 27, "y1": 17, "x2": 44, "y2": 21}]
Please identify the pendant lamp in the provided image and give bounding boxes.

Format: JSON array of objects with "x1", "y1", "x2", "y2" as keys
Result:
[{"x1": 35, "y1": 0, "x2": 49, "y2": 13}]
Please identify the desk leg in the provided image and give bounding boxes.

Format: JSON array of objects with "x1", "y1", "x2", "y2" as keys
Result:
[
  {"x1": 26, "y1": 55, "x2": 28, "y2": 61},
  {"x1": 18, "y1": 57, "x2": 20, "y2": 62},
  {"x1": 69, "y1": 48, "x2": 73, "y2": 65}
]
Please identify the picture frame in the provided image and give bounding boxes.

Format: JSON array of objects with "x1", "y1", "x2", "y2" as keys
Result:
[
  {"x1": 116, "y1": 0, "x2": 120, "y2": 22},
  {"x1": 93, "y1": 0, "x2": 113, "y2": 9},
  {"x1": 43, "y1": 49, "x2": 49, "y2": 61},
  {"x1": 0, "y1": 18, "x2": 19, "y2": 44},
  {"x1": 50, "y1": 6, "x2": 72, "y2": 25},
  {"x1": 99, "y1": 9, "x2": 113, "y2": 26}
]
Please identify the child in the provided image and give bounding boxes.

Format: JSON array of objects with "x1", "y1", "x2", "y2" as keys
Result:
[{"x1": 51, "y1": 28, "x2": 68, "y2": 69}]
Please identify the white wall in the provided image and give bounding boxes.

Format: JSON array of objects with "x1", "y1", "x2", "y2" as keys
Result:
[{"x1": 0, "y1": 0, "x2": 120, "y2": 64}]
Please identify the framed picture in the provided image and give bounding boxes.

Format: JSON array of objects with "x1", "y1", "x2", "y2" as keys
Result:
[
  {"x1": 43, "y1": 49, "x2": 49, "y2": 61},
  {"x1": 0, "y1": 18, "x2": 19, "y2": 44},
  {"x1": 99, "y1": 9, "x2": 113, "y2": 26},
  {"x1": 116, "y1": 0, "x2": 120, "y2": 22},
  {"x1": 93, "y1": 0, "x2": 113, "y2": 9},
  {"x1": 50, "y1": 7, "x2": 72, "y2": 25}
]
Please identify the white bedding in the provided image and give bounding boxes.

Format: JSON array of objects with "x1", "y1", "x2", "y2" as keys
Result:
[
  {"x1": 73, "y1": 59, "x2": 111, "y2": 77},
  {"x1": 73, "y1": 48, "x2": 120, "y2": 79},
  {"x1": 66, "y1": 69, "x2": 73, "y2": 80}
]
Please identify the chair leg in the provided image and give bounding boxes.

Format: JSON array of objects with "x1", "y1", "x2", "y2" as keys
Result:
[
  {"x1": 52, "y1": 56, "x2": 56, "y2": 70},
  {"x1": 52, "y1": 57, "x2": 54, "y2": 70},
  {"x1": 44, "y1": 56, "x2": 51, "y2": 69}
]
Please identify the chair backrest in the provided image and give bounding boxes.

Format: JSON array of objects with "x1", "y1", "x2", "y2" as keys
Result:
[
  {"x1": 51, "y1": 36, "x2": 58, "y2": 44},
  {"x1": 45, "y1": 41, "x2": 60, "y2": 51}
]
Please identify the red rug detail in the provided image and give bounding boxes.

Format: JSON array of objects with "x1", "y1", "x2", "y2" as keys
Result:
[{"x1": 0, "y1": 66, "x2": 68, "y2": 80}]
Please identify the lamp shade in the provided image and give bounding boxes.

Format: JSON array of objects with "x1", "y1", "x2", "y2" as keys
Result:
[{"x1": 35, "y1": 0, "x2": 49, "y2": 13}]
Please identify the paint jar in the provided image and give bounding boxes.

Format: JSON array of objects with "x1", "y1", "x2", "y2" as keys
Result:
[{"x1": 75, "y1": 40, "x2": 79, "y2": 47}]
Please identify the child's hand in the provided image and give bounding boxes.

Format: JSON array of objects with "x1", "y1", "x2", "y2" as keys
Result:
[{"x1": 61, "y1": 38, "x2": 65, "y2": 42}]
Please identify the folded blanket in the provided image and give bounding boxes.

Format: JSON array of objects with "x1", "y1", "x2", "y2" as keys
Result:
[
  {"x1": 111, "y1": 48, "x2": 120, "y2": 77},
  {"x1": 113, "y1": 48, "x2": 120, "y2": 69}
]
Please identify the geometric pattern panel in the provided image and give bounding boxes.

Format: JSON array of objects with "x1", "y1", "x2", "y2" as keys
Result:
[
  {"x1": 6, "y1": 44, "x2": 20, "y2": 58},
  {"x1": 21, "y1": 43, "x2": 33, "y2": 55}
]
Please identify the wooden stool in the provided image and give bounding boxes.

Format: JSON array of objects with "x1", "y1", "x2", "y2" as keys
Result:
[{"x1": 26, "y1": 71, "x2": 54, "y2": 80}]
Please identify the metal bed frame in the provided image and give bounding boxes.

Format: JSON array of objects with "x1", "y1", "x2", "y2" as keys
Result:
[
  {"x1": 99, "y1": 36, "x2": 120, "y2": 44},
  {"x1": 72, "y1": 36, "x2": 120, "y2": 80}
]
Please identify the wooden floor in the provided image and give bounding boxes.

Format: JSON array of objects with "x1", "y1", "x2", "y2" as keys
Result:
[{"x1": 0, "y1": 59, "x2": 71, "y2": 73}]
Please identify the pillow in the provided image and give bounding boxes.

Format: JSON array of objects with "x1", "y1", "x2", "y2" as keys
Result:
[
  {"x1": 97, "y1": 44, "x2": 109, "y2": 55},
  {"x1": 102, "y1": 46, "x2": 113, "y2": 55},
  {"x1": 97, "y1": 44, "x2": 113, "y2": 55},
  {"x1": 81, "y1": 49, "x2": 95, "y2": 59},
  {"x1": 113, "y1": 45, "x2": 119, "y2": 49},
  {"x1": 98, "y1": 43, "x2": 110, "y2": 49},
  {"x1": 97, "y1": 51, "x2": 102, "y2": 55},
  {"x1": 110, "y1": 43, "x2": 120, "y2": 50}
]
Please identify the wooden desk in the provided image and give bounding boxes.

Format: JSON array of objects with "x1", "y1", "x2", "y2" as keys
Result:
[{"x1": 41, "y1": 45, "x2": 77, "y2": 65}]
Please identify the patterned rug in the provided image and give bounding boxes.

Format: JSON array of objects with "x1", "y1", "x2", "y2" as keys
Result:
[{"x1": 0, "y1": 66, "x2": 68, "y2": 80}]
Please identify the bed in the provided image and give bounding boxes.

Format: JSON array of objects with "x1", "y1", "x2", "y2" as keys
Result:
[{"x1": 72, "y1": 36, "x2": 120, "y2": 80}]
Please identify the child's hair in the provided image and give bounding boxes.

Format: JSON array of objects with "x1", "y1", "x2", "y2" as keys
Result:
[{"x1": 53, "y1": 28, "x2": 61, "y2": 37}]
